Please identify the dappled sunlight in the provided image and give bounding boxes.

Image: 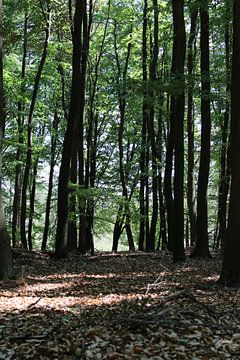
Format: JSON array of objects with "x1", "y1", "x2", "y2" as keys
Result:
[{"x1": 0, "y1": 253, "x2": 238, "y2": 359}]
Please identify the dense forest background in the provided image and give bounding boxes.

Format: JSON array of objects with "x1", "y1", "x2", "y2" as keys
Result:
[{"x1": 0, "y1": 0, "x2": 240, "y2": 283}]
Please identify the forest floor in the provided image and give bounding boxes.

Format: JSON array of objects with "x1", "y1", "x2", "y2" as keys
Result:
[{"x1": 0, "y1": 250, "x2": 240, "y2": 360}]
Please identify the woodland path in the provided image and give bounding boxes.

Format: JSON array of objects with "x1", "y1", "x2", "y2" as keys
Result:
[{"x1": 0, "y1": 251, "x2": 239, "y2": 359}]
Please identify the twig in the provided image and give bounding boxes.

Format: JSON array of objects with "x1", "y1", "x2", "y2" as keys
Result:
[
  {"x1": 27, "y1": 297, "x2": 43, "y2": 309},
  {"x1": 145, "y1": 263, "x2": 171, "y2": 295}
]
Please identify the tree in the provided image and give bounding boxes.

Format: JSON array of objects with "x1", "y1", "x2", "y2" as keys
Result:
[
  {"x1": 0, "y1": 0, "x2": 12, "y2": 279},
  {"x1": 191, "y1": 0, "x2": 211, "y2": 259},
  {"x1": 112, "y1": 18, "x2": 135, "y2": 252},
  {"x1": 139, "y1": 0, "x2": 148, "y2": 251},
  {"x1": 166, "y1": 0, "x2": 186, "y2": 262},
  {"x1": 11, "y1": 12, "x2": 28, "y2": 248},
  {"x1": 187, "y1": 4, "x2": 198, "y2": 246},
  {"x1": 215, "y1": 0, "x2": 231, "y2": 250},
  {"x1": 219, "y1": 0, "x2": 240, "y2": 286},
  {"x1": 55, "y1": 0, "x2": 90, "y2": 257},
  {"x1": 20, "y1": 1, "x2": 51, "y2": 249}
]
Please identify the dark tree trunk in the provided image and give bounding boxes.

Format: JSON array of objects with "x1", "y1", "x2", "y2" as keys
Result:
[
  {"x1": 145, "y1": 141, "x2": 150, "y2": 245},
  {"x1": 112, "y1": 203, "x2": 125, "y2": 252},
  {"x1": 27, "y1": 155, "x2": 39, "y2": 250},
  {"x1": 55, "y1": 0, "x2": 90, "y2": 258},
  {"x1": 78, "y1": 0, "x2": 92, "y2": 254},
  {"x1": 55, "y1": 1, "x2": 82, "y2": 258},
  {"x1": 139, "y1": 0, "x2": 148, "y2": 251},
  {"x1": 12, "y1": 14, "x2": 28, "y2": 248},
  {"x1": 42, "y1": 112, "x2": 59, "y2": 251},
  {"x1": 84, "y1": 0, "x2": 110, "y2": 256},
  {"x1": 171, "y1": 0, "x2": 186, "y2": 262},
  {"x1": 191, "y1": 2, "x2": 211, "y2": 259},
  {"x1": 0, "y1": 0, "x2": 13, "y2": 279},
  {"x1": 157, "y1": 93, "x2": 167, "y2": 251},
  {"x1": 67, "y1": 152, "x2": 78, "y2": 251},
  {"x1": 20, "y1": 5, "x2": 51, "y2": 249},
  {"x1": 147, "y1": 0, "x2": 159, "y2": 252},
  {"x1": 219, "y1": 0, "x2": 240, "y2": 286},
  {"x1": 164, "y1": 97, "x2": 174, "y2": 251},
  {"x1": 187, "y1": 7, "x2": 198, "y2": 247},
  {"x1": 113, "y1": 21, "x2": 135, "y2": 252},
  {"x1": 215, "y1": 3, "x2": 231, "y2": 250}
]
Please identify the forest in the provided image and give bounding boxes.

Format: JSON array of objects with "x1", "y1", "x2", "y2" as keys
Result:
[{"x1": 0, "y1": 0, "x2": 240, "y2": 358}]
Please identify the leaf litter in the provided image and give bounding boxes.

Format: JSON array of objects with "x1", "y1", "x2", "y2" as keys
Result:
[{"x1": 0, "y1": 251, "x2": 240, "y2": 359}]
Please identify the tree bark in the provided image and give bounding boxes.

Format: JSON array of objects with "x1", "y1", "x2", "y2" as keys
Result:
[
  {"x1": 113, "y1": 21, "x2": 135, "y2": 252},
  {"x1": 0, "y1": 0, "x2": 13, "y2": 279},
  {"x1": 147, "y1": 0, "x2": 159, "y2": 251},
  {"x1": 139, "y1": 0, "x2": 148, "y2": 251},
  {"x1": 27, "y1": 155, "x2": 39, "y2": 250},
  {"x1": 42, "y1": 112, "x2": 59, "y2": 250},
  {"x1": 215, "y1": 2, "x2": 231, "y2": 250},
  {"x1": 191, "y1": 1, "x2": 211, "y2": 259},
  {"x1": 20, "y1": 4, "x2": 51, "y2": 249},
  {"x1": 187, "y1": 7, "x2": 198, "y2": 247},
  {"x1": 171, "y1": 0, "x2": 186, "y2": 262},
  {"x1": 12, "y1": 14, "x2": 28, "y2": 248},
  {"x1": 219, "y1": 0, "x2": 240, "y2": 286},
  {"x1": 78, "y1": 0, "x2": 92, "y2": 254},
  {"x1": 55, "y1": 0, "x2": 84, "y2": 258}
]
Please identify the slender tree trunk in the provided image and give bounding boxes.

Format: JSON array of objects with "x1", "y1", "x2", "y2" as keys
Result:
[
  {"x1": 171, "y1": 0, "x2": 186, "y2": 262},
  {"x1": 147, "y1": 0, "x2": 159, "y2": 251},
  {"x1": 0, "y1": 0, "x2": 13, "y2": 279},
  {"x1": 187, "y1": 7, "x2": 198, "y2": 246},
  {"x1": 84, "y1": 0, "x2": 110, "y2": 255},
  {"x1": 215, "y1": 3, "x2": 231, "y2": 250},
  {"x1": 219, "y1": 0, "x2": 240, "y2": 286},
  {"x1": 42, "y1": 112, "x2": 59, "y2": 251},
  {"x1": 192, "y1": 1, "x2": 211, "y2": 258},
  {"x1": 27, "y1": 156, "x2": 39, "y2": 250},
  {"x1": 145, "y1": 140, "x2": 150, "y2": 246},
  {"x1": 113, "y1": 21, "x2": 135, "y2": 252},
  {"x1": 12, "y1": 14, "x2": 28, "y2": 248},
  {"x1": 164, "y1": 112, "x2": 174, "y2": 251},
  {"x1": 157, "y1": 94, "x2": 167, "y2": 251},
  {"x1": 78, "y1": 0, "x2": 92, "y2": 254},
  {"x1": 20, "y1": 5, "x2": 51, "y2": 249},
  {"x1": 139, "y1": 0, "x2": 148, "y2": 251}
]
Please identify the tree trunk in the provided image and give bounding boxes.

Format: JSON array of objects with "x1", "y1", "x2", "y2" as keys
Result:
[
  {"x1": 20, "y1": 5, "x2": 51, "y2": 249},
  {"x1": 113, "y1": 21, "x2": 135, "y2": 252},
  {"x1": 12, "y1": 13, "x2": 28, "y2": 248},
  {"x1": 187, "y1": 7, "x2": 198, "y2": 246},
  {"x1": 215, "y1": 2, "x2": 231, "y2": 250},
  {"x1": 78, "y1": 0, "x2": 92, "y2": 254},
  {"x1": 219, "y1": 0, "x2": 240, "y2": 286},
  {"x1": 0, "y1": 0, "x2": 13, "y2": 279},
  {"x1": 27, "y1": 156, "x2": 39, "y2": 250},
  {"x1": 147, "y1": 0, "x2": 159, "y2": 252},
  {"x1": 67, "y1": 152, "x2": 78, "y2": 251},
  {"x1": 191, "y1": 1, "x2": 211, "y2": 259},
  {"x1": 164, "y1": 104, "x2": 174, "y2": 251},
  {"x1": 42, "y1": 112, "x2": 59, "y2": 251},
  {"x1": 112, "y1": 204, "x2": 124, "y2": 252},
  {"x1": 157, "y1": 94, "x2": 167, "y2": 251},
  {"x1": 139, "y1": 0, "x2": 148, "y2": 251},
  {"x1": 55, "y1": 0, "x2": 84, "y2": 258},
  {"x1": 171, "y1": 0, "x2": 186, "y2": 262}
]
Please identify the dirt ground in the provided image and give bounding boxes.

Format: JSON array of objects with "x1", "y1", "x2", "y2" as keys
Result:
[{"x1": 0, "y1": 250, "x2": 239, "y2": 359}]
